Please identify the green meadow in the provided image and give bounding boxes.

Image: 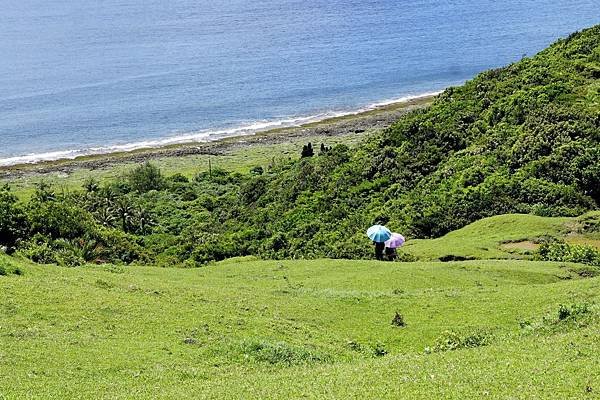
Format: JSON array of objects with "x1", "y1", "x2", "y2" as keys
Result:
[
  {"x1": 1, "y1": 213, "x2": 600, "y2": 399},
  {"x1": 404, "y1": 212, "x2": 600, "y2": 261}
]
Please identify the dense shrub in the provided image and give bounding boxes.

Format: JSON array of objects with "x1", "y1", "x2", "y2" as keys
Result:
[
  {"x1": 26, "y1": 189, "x2": 96, "y2": 241},
  {"x1": 536, "y1": 242, "x2": 600, "y2": 266},
  {"x1": 127, "y1": 162, "x2": 165, "y2": 193},
  {"x1": 0, "y1": 185, "x2": 28, "y2": 247}
]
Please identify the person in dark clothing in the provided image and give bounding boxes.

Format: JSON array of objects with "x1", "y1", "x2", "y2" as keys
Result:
[
  {"x1": 385, "y1": 246, "x2": 397, "y2": 261},
  {"x1": 374, "y1": 241, "x2": 385, "y2": 261}
]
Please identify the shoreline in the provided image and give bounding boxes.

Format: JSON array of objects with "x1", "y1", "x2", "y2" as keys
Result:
[{"x1": 0, "y1": 93, "x2": 437, "y2": 180}]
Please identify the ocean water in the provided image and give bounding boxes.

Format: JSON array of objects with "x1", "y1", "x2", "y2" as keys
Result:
[{"x1": 0, "y1": 1, "x2": 598, "y2": 165}]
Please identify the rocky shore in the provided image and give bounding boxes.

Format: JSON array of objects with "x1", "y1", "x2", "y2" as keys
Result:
[{"x1": 0, "y1": 95, "x2": 434, "y2": 180}]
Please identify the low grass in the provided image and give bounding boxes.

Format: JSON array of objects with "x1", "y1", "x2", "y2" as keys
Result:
[
  {"x1": 403, "y1": 213, "x2": 600, "y2": 261},
  {"x1": 1, "y1": 253, "x2": 599, "y2": 399}
]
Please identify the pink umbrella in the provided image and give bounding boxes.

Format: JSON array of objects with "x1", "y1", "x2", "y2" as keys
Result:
[{"x1": 385, "y1": 233, "x2": 405, "y2": 249}]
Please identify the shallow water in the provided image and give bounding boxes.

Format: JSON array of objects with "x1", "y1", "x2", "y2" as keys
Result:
[{"x1": 0, "y1": 0, "x2": 598, "y2": 164}]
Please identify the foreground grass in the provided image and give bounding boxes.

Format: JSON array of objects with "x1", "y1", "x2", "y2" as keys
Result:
[{"x1": 1, "y1": 254, "x2": 599, "y2": 399}]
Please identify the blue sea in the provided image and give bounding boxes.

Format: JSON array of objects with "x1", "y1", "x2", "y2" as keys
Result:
[{"x1": 1, "y1": 1, "x2": 598, "y2": 165}]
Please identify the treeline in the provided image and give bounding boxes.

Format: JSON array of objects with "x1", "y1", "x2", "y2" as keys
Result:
[{"x1": 1, "y1": 25, "x2": 599, "y2": 266}]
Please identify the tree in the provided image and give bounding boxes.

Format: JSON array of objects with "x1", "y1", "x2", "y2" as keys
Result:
[{"x1": 127, "y1": 162, "x2": 165, "y2": 193}]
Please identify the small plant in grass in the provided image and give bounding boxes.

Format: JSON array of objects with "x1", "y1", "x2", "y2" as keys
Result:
[
  {"x1": 428, "y1": 330, "x2": 491, "y2": 353},
  {"x1": 0, "y1": 265, "x2": 7, "y2": 276},
  {"x1": 241, "y1": 340, "x2": 329, "y2": 366},
  {"x1": 558, "y1": 303, "x2": 590, "y2": 321},
  {"x1": 106, "y1": 265, "x2": 126, "y2": 274},
  {"x1": 346, "y1": 340, "x2": 363, "y2": 352},
  {"x1": 346, "y1": 340, "x2": 386, "y2": 358},
  {"x1": 95, "y1": 279, "x2": 115, "y2": 290},
  {"x1": 518, "y1": 319, "x2": 533, "y2": 329},
  {"x1": 372, "y1": 343, "x2": 389, "y2": 357},
  {"x1": 13, "y1": 267, "x2": 23, "y2": 276},
  {"x1": 391, "y1": 311, "x2": 406, "y2": 327},
  {"x1": 520, "y1": 303, "x2": 594, "y2": 335},
  {"x1": 567, "y1": 265, "x2": 600, "y2": 278}
]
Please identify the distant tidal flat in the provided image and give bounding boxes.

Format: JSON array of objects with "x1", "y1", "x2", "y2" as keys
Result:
[{"x1": 0, "y1": 92, "x2": 439, "y2": 166}]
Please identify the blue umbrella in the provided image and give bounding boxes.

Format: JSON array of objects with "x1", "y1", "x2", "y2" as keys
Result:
[{"x1": 366, "y1": 225, "x2": 392, "y2": 243}]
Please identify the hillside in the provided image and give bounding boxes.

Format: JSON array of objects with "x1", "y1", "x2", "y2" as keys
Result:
[
  {"x1": 1, "y1": 252, "x2": 599, "y2": 398},
  {"x1": 403, "y1": 211, "x2": 600, "y2": 261},
  {"x1": 2, "y1": 212, "x2": 600, "y2": 398},
  {"x1": 3, "y1": 26, "x2": 599, "y2": 266},
  {"x1": 249, "y1": 24, "x2": 600, "y2": 259}
]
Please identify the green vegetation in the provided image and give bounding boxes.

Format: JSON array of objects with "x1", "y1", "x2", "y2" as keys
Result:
[
  {"x1": 2, "y1": 26, "x2": 599, "y2": 266},
  {"x1": 537, "y1": 241, "x2": 600, "y2": 266},
  {"x1": 0, "y1": 109, "x2": 384, "y2": 200},
  {"x1": 0, "y1": 26, "x2": 599, "y2": 398},
  {"x1": 403, "y1": 213, "x2": 572, "y2": 260},
  {"x1": 1, "y1": 254, "x2": 599, "y2": 398}
]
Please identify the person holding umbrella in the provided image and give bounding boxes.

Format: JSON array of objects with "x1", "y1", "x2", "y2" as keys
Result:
[
  {"x1": 384, "y1": 233, "x2": 405, "y2": 261},
  {"x1": 366, "y1": 224, "x2": 391, "y2": 261}
]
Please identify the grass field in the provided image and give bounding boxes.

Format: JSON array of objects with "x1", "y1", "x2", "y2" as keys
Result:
[{"x1": 1, "y1": 245, "x2": 599, "y2": 399}]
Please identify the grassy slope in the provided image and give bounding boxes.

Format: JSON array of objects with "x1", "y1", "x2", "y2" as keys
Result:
[
  {"x1": 403, "y1": 212, "x2": 600, "y2": 261},
  {"x1": 1, "y1": 253, "x2": 599, "y2": 399}
]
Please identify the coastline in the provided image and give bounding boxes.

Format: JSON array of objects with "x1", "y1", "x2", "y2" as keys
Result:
[{"x1": 0, "y1": 92, "x2": 437, "y2": 180}]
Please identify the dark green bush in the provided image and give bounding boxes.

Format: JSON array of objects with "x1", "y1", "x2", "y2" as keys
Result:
[
  {"x1": 558, "y1": 303, "x2": 590, "y2": 321},
  {"x1": 16, "y1": 235, "x2": 58, "y2": 265},
  {"x1": 391, "y1": 311, "x2": 406, "y2": 327},
  {"x1": 127, "y1": 162, "x2": 165, "y2": 193},
  {"x1": 372, "y1": 343, "x2": 389, "y2": 357},
  {"x1": 0, "y1": 185, "x2": 28, "y2": 247}
]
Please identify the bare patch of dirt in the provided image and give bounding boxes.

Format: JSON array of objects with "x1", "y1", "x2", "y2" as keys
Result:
[{"x1": 499, "y1": 241, "x2": 540, "y2": 251}]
